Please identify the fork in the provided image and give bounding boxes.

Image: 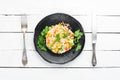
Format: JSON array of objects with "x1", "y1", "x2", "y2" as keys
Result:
[{"x1": 21, "y1": 14, "x2": 28, "y2": 66}]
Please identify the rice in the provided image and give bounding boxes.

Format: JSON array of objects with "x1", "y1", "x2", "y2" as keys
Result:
[{"x1": 46, "y1": 23, "x2": 74, "y2": 54}]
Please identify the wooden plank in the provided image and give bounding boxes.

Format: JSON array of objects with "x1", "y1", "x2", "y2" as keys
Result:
[
  {"x1": 0, "y1": 33, "x2": 22, "y2": 50},
  {"x1": 0, "y1": 68, "x2": 120, "y2": 80},
  {"x1": 97, "y1": 51, "x2": 120, "y2": 67},
  {"x1": 0, "y1": 16, "x2": 21, "y2": 32},
  {"x1": 0, "y1": 1, "x2": 91, "y2": 15},
  {"x1": 97, "y1": 34, "x2": 120, "y2": 50},
  {"x1": 97, "y1": 16, "x2": 120, "y2": 32},
  {"x1": 0, "y1": 50, "x2": 120, "y2": 67},
  {"x1": 96, "y1": 10, "x2": 120, "y2": 16}
]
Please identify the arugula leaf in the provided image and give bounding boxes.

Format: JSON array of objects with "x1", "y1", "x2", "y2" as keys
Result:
[
  {"x1": 74, "y1": 30, "x2": 83, "y2": 51},
  {"x1": 76, "y1": 43, "x2": 82, "y2": 51},
  {"x1": 41, "y1": 26, "x2": 49, "y2": 37},
  {"x1": 74, "y1": 38, "x2": 78, "y2": 44},
  {"x1": 37, "y1": 26, "x2": 51, "y2": 51},
  {"x1": 37, "y1": 43, "x2": 47, "y2": 51},
  {"x1": 37, "y1": 36, "x2": 47, "y2": 51},
  {"x1": 74, "y1": 30, "x2": 83, "y2": 37},
  {"x1": 38, "y1": 36, "x2": 44, "y2": 44}
]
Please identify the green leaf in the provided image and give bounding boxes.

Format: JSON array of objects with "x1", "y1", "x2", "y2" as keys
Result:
[
  {"x1": 37, "y1": 35, "x2": 47, "y2": 51},
  {"x1": 77, "y1": 36, "x2": 81, "y2": 40},
  {"x1": 37, "y1": 43, "x2": 47, "y2": 51},
  {"x1": 74, "y1": 29, "x2": 83, "y2": 45},
  {"x1": 38, "y1": 36, "x2": 44, "y2": 44},
  {"x1": 41, "y1": 26, "x2": 49, "y2": 37},
  {"x1": 74, "y1": 38, "x2": 78, "y2": 44},
  {"x1": 55, "y1": 33, "x2": 60, "y2": 42},
  {"x1": 37, "y1": 26, "x2": 51, "y2": 51},
  {"x1": 76, "y1": 43, "x2": 82, "y2": 51},
  {"x1": 74, "y1": 30, "x2": 83, "y2": 51},
  {"x1": 74, "y1": 30, "x2": 83, "y2": 37}
]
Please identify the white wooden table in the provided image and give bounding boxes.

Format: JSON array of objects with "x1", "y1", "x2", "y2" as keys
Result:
[
  {"x1": 0, "y1": 0, "x2": 120, "y2": 79},
  {"x1": 0, "y1": 11, "x2": 120, "y2": 79}
]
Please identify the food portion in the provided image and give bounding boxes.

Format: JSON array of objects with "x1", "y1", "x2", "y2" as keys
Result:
[
  {"x1": 37, "y1": 22, "x2": 83, "y2": 54},
  {"x1": 46, "y1": 23, "x2": 74, "y2": 54}
]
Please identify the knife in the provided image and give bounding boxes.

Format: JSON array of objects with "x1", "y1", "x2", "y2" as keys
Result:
[{"x1": 92, "y1": 13, "x2": 97, "y2": 67}]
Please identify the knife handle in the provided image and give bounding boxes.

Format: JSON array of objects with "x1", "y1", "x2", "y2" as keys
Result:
[{"x1": 92, "y1": 43, "x2": 97, "y2": 67}]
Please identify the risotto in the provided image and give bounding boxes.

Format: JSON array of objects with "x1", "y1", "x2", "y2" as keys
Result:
[{"x1": 46, "y1": 23, "x2": 74, "y2": 54}]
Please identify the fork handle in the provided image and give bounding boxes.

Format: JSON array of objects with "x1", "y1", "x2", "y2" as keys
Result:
[
  {"x1": 22, "y1": 32, "x2": 28, "y2": 65},
  {"x1": 92, "y1": 43, "x2": 97, "y2": 67}
]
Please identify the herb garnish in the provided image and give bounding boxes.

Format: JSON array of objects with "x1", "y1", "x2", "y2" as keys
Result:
[
  {"x1": 37, "y1": 26, "x2": 50, "y2": 51},
  {"x1": 74, "y1": 30, "x2": 83, "y2": 51}
]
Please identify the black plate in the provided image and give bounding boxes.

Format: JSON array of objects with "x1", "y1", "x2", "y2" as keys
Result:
[{"x1": 34, "y1": 13, "x2": 85, "y2": 64}]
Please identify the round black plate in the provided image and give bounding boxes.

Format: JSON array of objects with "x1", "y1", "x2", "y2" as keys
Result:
[{"x1": 34, "y1": 13, "x2": 85, "y2": 64}]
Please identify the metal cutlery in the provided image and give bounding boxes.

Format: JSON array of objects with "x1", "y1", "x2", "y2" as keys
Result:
[
  {"x1": 92, "y1": 13, "x2": 97, "y2": 67},
  {"x1": 21, "y1": 14, "x2": 28, "y2": 66}
]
